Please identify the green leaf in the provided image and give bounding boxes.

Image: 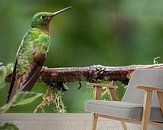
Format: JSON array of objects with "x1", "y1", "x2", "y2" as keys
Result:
[
  {"x1": 0, "y1": 92, "x2": 43, "y2": 113},
  {"x1": 10, "y1": 92, "x2": 43, "y2": 106},
  {"x1": 0, "y1": 122, "x2": 19, "y2": 130},
  {"x1": 0, "y1": 103, "x2": 12, "y2": 114},
  {"x1": 0, "y1": 63, "x2": 13, "y2": 89}
]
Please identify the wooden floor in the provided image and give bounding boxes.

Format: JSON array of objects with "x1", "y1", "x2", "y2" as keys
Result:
[{"x1": 0, "y1": 113, "x2": 140, "y2": 130}]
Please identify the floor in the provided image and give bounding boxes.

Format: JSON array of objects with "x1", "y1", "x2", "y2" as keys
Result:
[{"x1": 0, "y1": 113, "x2": 140, "y2": 130}]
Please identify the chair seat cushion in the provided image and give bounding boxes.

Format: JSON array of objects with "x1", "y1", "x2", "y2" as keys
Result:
[{"x1": 85, "y1": 100, "x2": 163, "y2": 122}]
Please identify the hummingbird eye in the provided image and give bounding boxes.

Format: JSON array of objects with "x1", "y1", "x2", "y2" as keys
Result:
[{"x1": 41, "y1": 15, "x2": 47, "y2": 20}]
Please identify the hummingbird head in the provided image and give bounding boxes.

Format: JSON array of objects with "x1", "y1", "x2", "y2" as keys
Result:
[{"x1": 31, "y1": 6, "x2": 71, "y2": 31}]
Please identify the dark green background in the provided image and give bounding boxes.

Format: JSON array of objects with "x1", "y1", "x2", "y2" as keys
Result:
[{"x1": 0, "y1": 0, "x2": 163, "y2": 112}]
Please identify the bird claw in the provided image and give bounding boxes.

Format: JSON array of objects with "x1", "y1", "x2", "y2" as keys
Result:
[{"x1": 54, "y1": 82, "x2": 69, "y2": 91}]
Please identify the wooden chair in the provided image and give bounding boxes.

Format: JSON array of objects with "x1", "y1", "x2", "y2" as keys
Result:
[{"x1": 85, "y1": 69, "x2": 163, "y2": 130}]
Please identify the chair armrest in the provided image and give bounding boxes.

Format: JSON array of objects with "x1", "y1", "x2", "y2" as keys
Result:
[
  {"x1": 138, "y1": 86, "x2": 163, "y2": 124},
  {"x1": 137, "y1": 86, "x2": 163, "y2": 92}
]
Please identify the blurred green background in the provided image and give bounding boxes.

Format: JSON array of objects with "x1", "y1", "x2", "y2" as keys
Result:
[{"x1": 0, "y1": 0, "x2": 163, "y2": 112}]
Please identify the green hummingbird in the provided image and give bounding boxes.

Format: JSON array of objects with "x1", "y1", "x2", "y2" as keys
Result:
[{"x1": 7, "y1": 7, "x2": 71, "y2": 102}]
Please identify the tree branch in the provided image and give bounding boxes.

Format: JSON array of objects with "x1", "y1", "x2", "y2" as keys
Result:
[
  {"x1": 6, "y1": 64, "x2": 163, "y2": 87},
  {"x1": 40, "y1": 64, "x2": 163, "y2": 85}
]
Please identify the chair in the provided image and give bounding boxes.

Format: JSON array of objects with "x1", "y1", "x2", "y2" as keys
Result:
[{"x1": 85, "y1": 69, "x2": 163, "y2": 130}]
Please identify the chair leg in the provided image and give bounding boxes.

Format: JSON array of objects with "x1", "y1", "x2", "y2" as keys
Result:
[
  {"x1": 141, "y1": 123, "x2": 148, "y2": 130},
  {"x1": 121, "y1": 121, "x2": 127, "y2": 130},
  {"x1": 141, "y1": 90, "x2": 152, "y2": 130},
  {"x1": 92, "y1": 113, "x2": 98, "y2": 130}
]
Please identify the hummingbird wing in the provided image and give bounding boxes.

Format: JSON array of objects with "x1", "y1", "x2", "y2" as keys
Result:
[
  {"x1": 7, "y1": 29, "x2": 50, "y2": 102},
  {"x1": 7, "y1": 59, "x2": 18, "y2": 102},
  {"x1": 19, "y1": 51, "x2": 45, "y2": 91}
]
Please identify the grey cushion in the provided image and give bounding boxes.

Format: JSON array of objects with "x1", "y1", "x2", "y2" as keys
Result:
[{"x1": 85, "y1": 100, "x2": 163, "y2": 122}]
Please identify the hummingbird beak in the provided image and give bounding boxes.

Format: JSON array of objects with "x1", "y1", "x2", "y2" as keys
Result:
[{"x1": 51, "y1": 6, "x2": 72, "y2": 17}]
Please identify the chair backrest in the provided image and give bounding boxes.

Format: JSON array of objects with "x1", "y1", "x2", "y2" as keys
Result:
[{"x1": 122, "y1": 69, "x2": 163, "y2": 107}]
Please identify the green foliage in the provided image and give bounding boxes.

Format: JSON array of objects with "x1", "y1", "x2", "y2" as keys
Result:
[
  {"x1": 0, "y1": 64, "x2": 13, "y2": 90},
  {"x1": 0, "y1": 92, "x2": 43, "y2": 113},
  {"x1": 116, "y1": 81, "x2": 127, "y2": 101},
  {"x1": 0, "y1": 123, "x2": 19, "y2": 130}
]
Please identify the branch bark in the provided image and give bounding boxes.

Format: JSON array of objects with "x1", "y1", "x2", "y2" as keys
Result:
[
  {"x1": 5, "y1": 64, "x2": 163, "y2": 86},
  {"x1": 40, "y1": 64, "x2": 163, "y2": 85}
]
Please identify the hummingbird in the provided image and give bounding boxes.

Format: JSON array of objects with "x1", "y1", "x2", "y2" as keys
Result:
[{"x1": 7, "y1": 7, "x2": 71, "y2": 102}]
